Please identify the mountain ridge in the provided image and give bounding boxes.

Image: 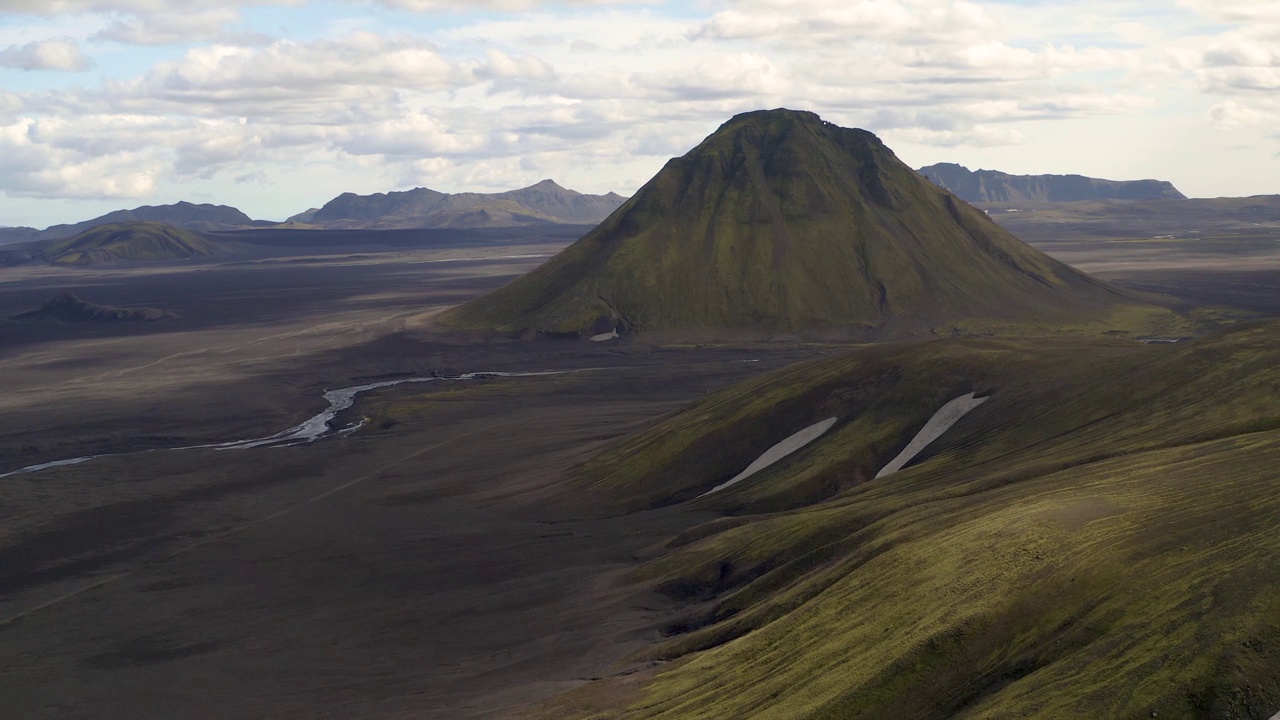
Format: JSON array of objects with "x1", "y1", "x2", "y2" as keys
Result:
[
  {"x1": 37, "y1": 201, "x2": 258, "y2": 241},
  {"x1": 918, "y1": 162, "x2": 1186, "y2": 203},
  {"x1": 22, "y1": 180, "x2": 624, "y2": 240},
  {"x1": 307, "y1": 179, "x2": 626, "y2": 229}
]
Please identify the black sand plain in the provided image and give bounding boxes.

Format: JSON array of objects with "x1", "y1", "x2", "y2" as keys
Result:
[{"x1": 1, "y1": 219, "x2": 1279, "y2": 718}]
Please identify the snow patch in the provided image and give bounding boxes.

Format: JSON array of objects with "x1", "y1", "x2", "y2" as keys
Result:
[
  {"x1": 876, "y1": 393, "x2": 988, "y2": 478},
  {"x1": 699, "y1": 417, "x2": 838, "y2": 497}
]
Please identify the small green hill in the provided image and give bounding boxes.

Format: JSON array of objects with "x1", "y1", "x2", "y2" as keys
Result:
[
  {"x1": 442, "y1": 109, "x2": 1176, "y2": 340},
  {"x1": 557, "y1": 323, "x2": 1280, "y2": 718},
  {"x1": 11, "y1": 292, "x2": 176, "y2": 322},
  {"x1": 43, "y1": 222, "x2": 218, "y2": 265}
]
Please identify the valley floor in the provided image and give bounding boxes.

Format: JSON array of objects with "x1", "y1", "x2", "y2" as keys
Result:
[{"x1": 1, "y1": 224, "x2": 1278, "y2": 718}]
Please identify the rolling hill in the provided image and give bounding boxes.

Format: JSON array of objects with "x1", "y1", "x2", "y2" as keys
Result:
[
  {"x1": 918, "y1": 162, "x2": 1186, "y2": 204},
  {"x1": 306, "y1": 179, "x2": 626, "y2": 229},
  {"x1": 43, "y1": 222, "x2": 220, "y2": 265},
  {"x1": 442, "y1": 109, "x2": 1176, "y2": 340},
  {"x1": 36, "y1": 201, "x2": 257, "y2": 241},
  {"x1": 551, "y1": 321, "x2": 1280, "y2": 719}
]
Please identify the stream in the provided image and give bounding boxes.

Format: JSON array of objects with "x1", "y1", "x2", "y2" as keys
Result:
[{"x1": 0, "y1": 370, "x2": 576, "y2": 479}]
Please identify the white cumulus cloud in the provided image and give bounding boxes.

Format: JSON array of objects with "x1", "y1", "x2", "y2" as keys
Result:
[{"x1": 0, "y1": 39, "x2": 91, "y2": 71}]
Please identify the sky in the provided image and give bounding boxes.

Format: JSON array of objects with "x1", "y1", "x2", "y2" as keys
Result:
[{"x1": 0, "y1": 0, "x2": 1277, "y2": 228}]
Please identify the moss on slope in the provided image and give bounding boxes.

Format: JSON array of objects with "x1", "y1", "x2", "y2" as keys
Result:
[
  {"x1": 44, "y1": 222, "x2": 217, "y2": 265},
  {"x1": 563, "y1": 322, "x2": 1280, "y2": 719},
  {"x1": 442, "y1": 109, "x2": 1174, "y2": 339}
]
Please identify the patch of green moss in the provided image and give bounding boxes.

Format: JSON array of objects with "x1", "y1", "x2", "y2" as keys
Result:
[
  {"x1": 45, "y1": 222, "x2": 216, "y2": 265},
  {"x1": 564, "y1": 321, "x2": 1280, "y2": 718}
]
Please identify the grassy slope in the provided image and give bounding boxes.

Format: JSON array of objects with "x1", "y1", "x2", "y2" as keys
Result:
[
  {"x1": 45, "y1": 222, "x2": 217, "y2": 264},
  {"x1": 562, "y1": 322, "x2": 1280, "y2": 719},
  {"x1": 443, "y1": 110, "x2": 1178, "y2": 339}
]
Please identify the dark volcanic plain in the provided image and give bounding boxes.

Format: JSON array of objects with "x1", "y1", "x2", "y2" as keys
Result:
[
  {"x1": 1, "y1": 213, "x2": 1279, "y2": 718},
  {"x1": 0, "y1": 227, "x2": 814, "y2": 719}
]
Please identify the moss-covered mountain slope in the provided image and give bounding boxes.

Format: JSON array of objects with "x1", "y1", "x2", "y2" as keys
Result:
[
  {"x1": 556, "y1": 322, "x2": 1280, "y2": 719},
  {"x1": 44, "y1": 221, "x2": 218, "y2": 265},
  {"x1": 443, "y1": 109, "x2": 1171, "y2": 339}
]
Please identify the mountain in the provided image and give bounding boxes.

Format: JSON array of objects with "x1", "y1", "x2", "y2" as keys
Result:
[
  {"x1": 37, "y1": 201, "x2": 256, "y2": 241},
  {"x1": 495, "y1": 179, "x2": 628, "y2": 223},
  {"x1": 306, "y1": 180, "x2": 625, "y2": 229},
  {"x1": 43, "y1": 222, "x2": 220, "y2": 265},
  {"x1": 286, "y1": 208, "x2": 321, "y2": 223},
  {"x1": 0, "y1": 226, "x2": 39, "y2": 246},
  {"x1": 567, "y1": 321, "x2": 1280, "y2": 717},
  {"x1": 441, "y1": 109, "x2": 1172, "y2": 340},
  {"x1": 918, "y1": 162, "x2": 1186, "y2": 204},
  {"x1": 11, "y1": 292, "x2": 176, "y2": 322}
]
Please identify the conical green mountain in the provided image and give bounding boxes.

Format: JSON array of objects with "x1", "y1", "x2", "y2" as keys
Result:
[{"x1": 441, "y1": 109, "x2": 1165, "y2": 339}]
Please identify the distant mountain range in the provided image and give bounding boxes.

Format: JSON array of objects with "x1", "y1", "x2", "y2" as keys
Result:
[
  {"x1": 3, "y1": 180, "x2": 628, "y2": 244},
  {"x1": 304, "y1": 179, "x2": 627, "y2": 229},
  {"x1": 918, "y1": 163, "x2": 1186, "y2": 204},
  {"x1": 0, "y1": 227, "x2": 39, "y2": 246},
  {"x1": 35, "y1": 201, "x2": 261, "y2": 241}
]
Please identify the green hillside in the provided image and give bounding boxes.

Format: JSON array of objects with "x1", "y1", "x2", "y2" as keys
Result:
[
  {"x1": 555, "y1": 322, "x2": 1280, "y2": 718},
  {"x1": 44, "y1": 221, "x2": 218, "y2": 265},
  {"x1": 442, "y1": 109, "x2": 1177, "y2": 340}
]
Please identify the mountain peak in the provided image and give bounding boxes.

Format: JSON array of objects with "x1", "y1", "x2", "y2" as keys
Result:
[
  {"x1": 441, "y1": 110, "x2": 1157, "y2": 340},
  {"x1": 726, "y1": 107, "x2": 823, "y2": 126}
]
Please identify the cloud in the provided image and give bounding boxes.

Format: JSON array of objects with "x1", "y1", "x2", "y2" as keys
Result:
[
  {"x1": 5, "y1": 0, "x2": 1269, "y2": 216},
  {"x1": 1200, "y1": 66, "x2": 1280, "y2": 92},
  {"x1": 92, "y1": 8, "x2": 272, "y2": 46},
  {"x1": 693, "y1": 0, "x2": 992, "y2": 45},
  {"x1": 1176, "y1": 0, "x2": 1280, "y2": 23},
  {"x1": 637, "y1": 53, "x2": 789, "y2": 101},
  {"x1": 473, "y1": 48, "x2": 556, "y2": 94},
  {"x1": 883, "y1": 124, "x2": 1023, "y2": 148},
  {"x1": 1208, "y1": 99, "x2": 1277, "y2": 128},
  {"x1": 1192, "y1": 30, "x2": 1280, "y2": 94},
  {"x1": 234, "y1": 169, "x2": 269, "y2": 185},
  {"x1": 372, "y1": 0, "x2": 654, "y2": 9},
  {"x1": 1201, "y1": 40, "x2": 1278, "y2": 68},
  {"x1": 70, "y1": 33, "x2": 488, "y2": 121},
  {"x1": 334, "y1": 111, "x2": 495, "y2": 158},
  {"x1": 0, "y1": 0, "x2": 646, "y2": 15},
  {"x1": 0, "y1": 118, "x2": 160, "y2": 199},
  {"x1": 0, "y1": 0, "x2": 299, "y2": 15},
  {"x1": 0, "y1": 91, "x2": 21, "y2": 119},
  {"x1": 0, "y1": 39, "x2": 92, "y2": 71}
]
